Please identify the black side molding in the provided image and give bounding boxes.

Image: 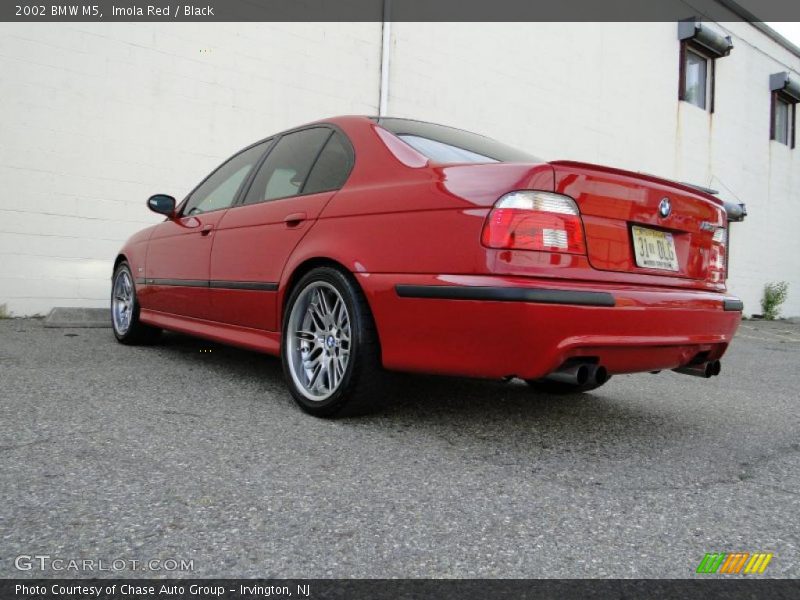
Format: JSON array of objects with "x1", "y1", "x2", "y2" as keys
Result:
[
  {"x1": 209, "y1": 280, "x2": 279, "y2": 291},
  {"x1": 138, "y1": 278, "x2": 278, "y2": 291},
  {"x1": 395, "y1": 285, "x2": 615, "y2": 307},
  {"x1": 723, "y1": 298, "x2": 744, "y2": 312},
  {"x1": 145, "y1": 278, "x2": 207, "y2": 287}
]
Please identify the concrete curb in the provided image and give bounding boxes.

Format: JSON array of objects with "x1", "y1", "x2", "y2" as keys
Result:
[{"x1": 44, "y1": 307, "x2": 110, "y2": 328}]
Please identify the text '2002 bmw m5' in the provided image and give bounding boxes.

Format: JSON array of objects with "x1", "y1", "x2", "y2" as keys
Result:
[{"x1": 112, "y1": 116, "x2": 743, "y2": 417}]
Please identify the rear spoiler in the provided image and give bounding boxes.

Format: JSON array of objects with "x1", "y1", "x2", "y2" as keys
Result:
[
  {"x1": 679, "y1": 182, "x2": 747, "y2": 223},
  {"x1": 553, "y1": 163, "x2": 748, "y2": 224}
]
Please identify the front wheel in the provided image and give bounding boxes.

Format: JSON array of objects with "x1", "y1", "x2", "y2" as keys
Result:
[
  {"x1": 281, "y1": 267, "x2": 383, "y2": 417},
  {"x1": 111, "y1": 262, "x2": 161, "y2": 345}
]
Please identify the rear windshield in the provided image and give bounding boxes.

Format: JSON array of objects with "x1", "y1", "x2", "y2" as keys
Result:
[{"x1": 376, "y1": 118, "x2": 541, "y2": 164}]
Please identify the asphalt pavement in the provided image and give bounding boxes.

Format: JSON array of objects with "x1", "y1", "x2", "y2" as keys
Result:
[{"x1": 0, "y1": 317, "x2": 798, "y2": 578}]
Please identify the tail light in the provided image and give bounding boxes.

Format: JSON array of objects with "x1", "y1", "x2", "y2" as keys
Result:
[
  {"x1": 709, "y1": 226, "x2": 727, "y2": 282},
  {"x1": 481, "y1": 191, "x2": 586, "y2": 254}
]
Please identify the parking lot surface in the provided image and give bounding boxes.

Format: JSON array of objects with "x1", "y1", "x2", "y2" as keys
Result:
[{"x1": 1, "y1": 317, "x2": 799, "y2": 578}]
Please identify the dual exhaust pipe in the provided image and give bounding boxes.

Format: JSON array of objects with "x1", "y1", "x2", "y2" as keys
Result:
[
  {"x1": 544, "y1": 362, "x2": 608, "y2": 387},
  {"x1": 545, "y1": 359, "x2": 722, "y2": 384},
  {"x1": 673, "y1": 360, "x2": 721, "y2": 378}
]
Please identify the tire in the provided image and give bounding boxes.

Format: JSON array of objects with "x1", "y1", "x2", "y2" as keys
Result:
[
  {"x1": 524, "y1": 376, "x2": 611, "y2": 395},
  {"x1": 111, "y1": 261, "x2": 162, "y2": 345},
  {"x1": 281, "y1": 267, "x2": 383, "y2": 417}
]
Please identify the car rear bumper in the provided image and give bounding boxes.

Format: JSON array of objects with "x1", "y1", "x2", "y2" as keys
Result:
[{"x1": 360, "y1": 274, "x2": 742, "y2": 380}]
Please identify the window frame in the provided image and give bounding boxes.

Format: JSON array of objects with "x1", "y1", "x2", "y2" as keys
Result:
[
  {"x1": 679, "y1": 42, "x2": 715, "y2": 112},
  {"x1": 770, "y1": 91, "x2": 796, "y2": 148},
  {"x1": 176, "y1": 138, "x2": 275, "y2": 218},
  {"x1": 234, "y1": 123, "x2": 356, "y2": 208}
]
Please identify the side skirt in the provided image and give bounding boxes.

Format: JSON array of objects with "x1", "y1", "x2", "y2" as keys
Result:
[{"x1": 139, "y1": 309, "x2": 281, "y2": 355}]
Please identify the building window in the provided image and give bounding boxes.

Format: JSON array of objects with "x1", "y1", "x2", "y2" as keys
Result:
[
  {"x1": 677, "y1": 20, "x2": 733, "y2": 113},
  {"x1": 770, "y1": 72, "x2": 799, "y2": 148},
  {"x1": 682, "y1": 48, "x2": 710, "y2": 109},
  {"x1": 773, "y1": 96, "x2": 793, "y2": 145}
]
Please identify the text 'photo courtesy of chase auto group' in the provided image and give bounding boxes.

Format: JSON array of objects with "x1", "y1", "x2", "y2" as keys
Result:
[{"x1": 1, "y1": 1, "x2": 800, "y2": 599}]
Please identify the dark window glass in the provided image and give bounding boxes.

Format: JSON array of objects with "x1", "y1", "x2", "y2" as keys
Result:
[
  {"x1": 774, "y1": 96, "x2": 791, "y2": 145},
  {"x1": 683, "y1": 48, "x2": 708, "y2": 109},
  {"x1": 302, "y1": 131, "x2": 353, "y2": 195},
  {"x1": 376, "y1": 118, "x2": 540, "y2": 163},
  {"x1": 183, "y1": 142, "x2": 268, "y2": 216},
  {"x1": 243, "y1": 128, "x2": 331, "y2": 205}
]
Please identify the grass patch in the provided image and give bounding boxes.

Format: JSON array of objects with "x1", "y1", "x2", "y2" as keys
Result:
[{"x1": 761, "y1": 281, "x2": 789, "y2": 320}]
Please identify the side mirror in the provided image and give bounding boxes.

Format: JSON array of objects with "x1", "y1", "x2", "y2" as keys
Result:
[{"x1": 147, "y1": 194, "x2": 176, "y2": 217}]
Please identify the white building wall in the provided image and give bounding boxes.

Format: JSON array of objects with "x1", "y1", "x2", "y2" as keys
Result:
[
  {"x1": 1, "y1": 20, "x2": 798, "y2": 316},
  {"x1": 0, "y1": 22, "x2": 382, "y2": 315},
  {"x1": 387, "y1": 22, "x2": 800, "y2": 316}
]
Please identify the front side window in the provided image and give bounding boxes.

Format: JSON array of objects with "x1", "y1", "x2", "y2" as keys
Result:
[
  {"x1": 243, "y1": 128, "x2": 332, "y2": 205},
  {"x1": 683, "y1": 48, "x2": 709, "y2": 109},
  {"x1": 183, "y1": 142, "x2": 268, "y2": 216}
]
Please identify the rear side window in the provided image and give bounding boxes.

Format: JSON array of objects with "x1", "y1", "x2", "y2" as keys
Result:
[
  {"x1": 302, "y1": 131, "x2": 353, "y2": 195},
  {"x1": 376, "y1": 118, "x2": 540, "y2": 164},
  {"x1": 243, "y1": 128, "x2": 331, "y2": 205}
]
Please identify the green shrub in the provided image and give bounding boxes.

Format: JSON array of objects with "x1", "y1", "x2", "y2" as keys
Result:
[{"x1": 761, "y1": 281, "x2": 789, "y2": 320}]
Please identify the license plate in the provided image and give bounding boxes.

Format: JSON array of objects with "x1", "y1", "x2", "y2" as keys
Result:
[{"x1": 632, "y1": 226, "x2": 679, "y2": 271}]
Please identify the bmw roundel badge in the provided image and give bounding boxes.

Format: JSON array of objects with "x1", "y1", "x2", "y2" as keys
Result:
[{"x1": 658, "y1": 197, "x2": 672, "y2": 218}]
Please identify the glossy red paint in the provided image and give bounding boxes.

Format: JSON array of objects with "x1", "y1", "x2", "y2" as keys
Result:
[
  {"x1": 116, "y1": 115, "x2": 741, "y2": 380},
  {"x1": 552, "y1": 161, "x2": 725, "y2": 282},
  {"x1": 360, "y1": 273, "x2": 738, "y2": 379},
  {"x1": 141, "y1": 211, "x2": 225, "y2": 320},
  {"x1": 208, "y1": 190, "x2": 336, "y2": 330}
]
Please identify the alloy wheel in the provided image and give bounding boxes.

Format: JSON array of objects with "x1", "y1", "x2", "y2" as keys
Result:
[
  {"x1": 112, "y1": 269, "x2": 134, "y2": 335},
  {"x1": 286, "y1": 281, "x2": 352, "y2": 401}
]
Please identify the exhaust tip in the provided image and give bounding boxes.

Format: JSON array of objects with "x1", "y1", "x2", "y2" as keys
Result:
[
  {"x1": 701, "y1": 361, "x2": 721, "y2": 378},
  {"x1": 593, "y1": 366, "x2": 609, "y2": 385},
  {"x1": 543, "y1": 362, "x2": 596, "y2": 386},
  {"x1": 575, "y1": 365, "x2": 590, "y2": 386},
  {"x1": 673, "y1": 361, "x2": 720, "y2": 379}
]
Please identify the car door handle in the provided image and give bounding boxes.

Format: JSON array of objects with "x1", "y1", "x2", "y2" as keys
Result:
[
  {"x1": 200, "y1": 225, "x2": 214, "y2": 236},
  {"x1": 284, "y1": 212, "x2": 307, "y2": 228}
]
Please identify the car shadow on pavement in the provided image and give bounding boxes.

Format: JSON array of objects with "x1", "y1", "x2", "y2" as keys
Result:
[{"x1": 153, "y1": 331, "x2": 697, "y2": 455}]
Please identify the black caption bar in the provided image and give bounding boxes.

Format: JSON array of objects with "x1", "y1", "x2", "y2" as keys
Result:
[
  {"x1": 3, "y1": 579, "x2": 800, "y2": 600},
  {"x1": 4, "y1": 0, "x2": 800, "y2": 22}
]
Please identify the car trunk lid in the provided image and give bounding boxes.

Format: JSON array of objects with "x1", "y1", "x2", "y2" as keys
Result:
[{"x1": 551, "y1": 161, "x2": 726, "y2": 281}]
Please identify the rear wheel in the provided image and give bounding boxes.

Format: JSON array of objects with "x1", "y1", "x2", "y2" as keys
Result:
[
  {"x1": 281, "y1": 267, "x2": 383, "y2": 417},
  {"x1": 111, "y1": 262, "x2": 161, "y2": 344}
]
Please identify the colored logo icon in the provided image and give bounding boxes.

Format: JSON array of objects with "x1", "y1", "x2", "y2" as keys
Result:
[{"x1": 696, "y1": 552, "x2": 773, "y2": 574}]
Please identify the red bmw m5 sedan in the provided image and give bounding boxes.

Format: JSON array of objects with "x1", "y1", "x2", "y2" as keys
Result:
[{"x1": 112, "y1": 116, "x2": 743, "y2": 416}]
